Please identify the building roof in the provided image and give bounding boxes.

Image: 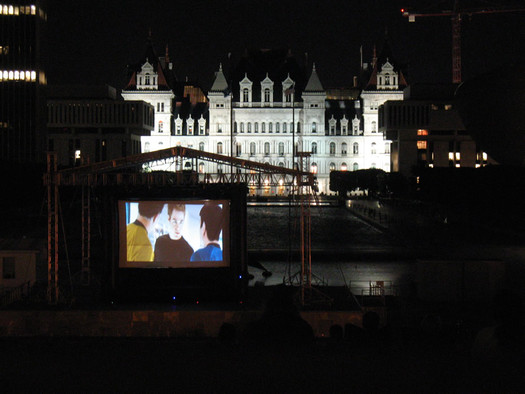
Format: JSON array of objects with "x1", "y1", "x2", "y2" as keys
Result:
[
  {"x1": 227, "y1": 48, "x2": 309, "y2": 102},
  {"x1": 209, "y1": 64, "x2": 229, "y2": 93},
  {"x1": 304, "y1": 64, "x2": 324, "y2": 93},
  {"x1": 364, "y1": 40, "x2": 408, "y2": 91},
  {"x1": 123, "y1": 35, "x2": 179, "y2": 94}
]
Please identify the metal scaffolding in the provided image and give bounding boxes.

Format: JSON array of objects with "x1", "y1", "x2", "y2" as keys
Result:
[{"x1": 44, "y1": 146, "x2": 319, "y2": 305}]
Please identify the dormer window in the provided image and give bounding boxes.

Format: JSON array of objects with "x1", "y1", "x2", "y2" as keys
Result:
[
  {"x1": 261, "y1": 74, "x2": 274, "y2": 107},
  {"x1": 282, "y1": 74, "x2": 295, "y2": 105},
  {"x1": 145, "y1": 75, "x2": 150, "y2": 85},
  {"x1": 240, "y1": 74, "x2": 253, "y2": 107},
  {"x1": 264, "y1": 89, "x2": 271, "y2": 102}
]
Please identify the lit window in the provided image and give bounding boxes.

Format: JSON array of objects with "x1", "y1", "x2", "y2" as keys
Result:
[
  {"x1": 330, "y1": 142, "x2": 336, "y2": 155},
  {"x1": 264, "y1": 142, "x2": 270, "y2": 155},
  {"x1": 371, "y1": 143, "x2": 377, "y2": 154},
  {"x1": 353, "y1": 142, "x2": 359, "y2": 155},
  {"x1": 217, "y1": 142, "x2": 223, "y2": 154},
  {"x1": 279, "y1": 142, "x2": 285, "y2": 156},
  {"x1": 311, "y1": 163, "x2": 318, "y2": 174},
  {"x1": 417, "y1": 129, "x2": 429, "y2": 136},
  {"x1": 341, "y1": 163, "x2": 347, "y2": 171},
  {"x1": 31, "y1": 71, "x2": 36, "y2": 81},
  {"x1": 417, "y1": 141, "x2": 427, "y2": 150},
  {"x1": 353, "y1": 163, "x2": 358, "y2": 171},
  {"x1": 330, "y1": 163, "x2": 335, "y2": 171}
]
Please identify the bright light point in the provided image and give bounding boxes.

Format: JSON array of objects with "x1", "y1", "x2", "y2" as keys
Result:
[
  {"x1": 238, "y1": 275, "x2": 242, "y2": 279},
  {"x1": 172, "y1": 296, "x2": 176, "y2": 300}
]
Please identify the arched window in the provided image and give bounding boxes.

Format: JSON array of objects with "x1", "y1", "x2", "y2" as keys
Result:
[
  {"x1": 199, "y1": 163, "x2": 205, "y2": 173},
  {"x1": 243, "y1": 89, "x2": 249, "y2": 102},
  {"x1": 353, "y1": 142, "x2": 359, "y2": 155},
  {"x1": 217, "y1": 142, "x2": 223, "y2": 154},
  {"x1": 341, "y1": 142, "x2": 347, "y2": 155},
  {"x1": 269, "y1": 122, "x2": 273, "y2": 133},
  {"x1": 311, "y1": 142, "x2": 317, "y2": 154},
  {"x1": 329, "y1": 162, "x2": 336, "y2": 171},
  {"x1": 240, "y1": 122, "x2": 244, "y2": 133},
  {"x1": 275, "y1": 123, "x2": 280, "y2": 133},
  {"x1": 261, "y1": 122, "x2": 266, "y2": 133},
  {"x1": 250, "y1": 142, "x2": 256, "y2": 156},
  {"x1": 371, "y1": 163, "x2": 376, "y2": 168},
  {"x1": 371, "y1": 142, "x2": 377, "y2": 154},
  {"x1": 264, "y1": 142, "x2": 270, "y2": 155},
  {"x1": 247, "y1": 122, "x2": 252, "y2": 133},
  {"x1": 236, "y1": 142, "x2": 242, "y2": 157},
  {"x1": 234, "y1": 122, "x2": 238, "y2": 133},
  {"x1": 255, "y1": 122, "x2": 259, "y2": 133},
  {"x1": 278, "y1": 142, "x2": 285, "y2": 156},
  {"x1": 353, "y1": 162, "x2": 359, "y2": 171},
  {"x1": 329, "y1": 142, "x2": 336, "y2": 155},
  {"x1": 372, "y1": 121, "x2": 377, "y2": 132},
  {"x1": 264, "y1": 88, "x2": 271, "y2": 102},
  {"x1": 297, "y1": 122, "x2": 301, "y2": 133},
  {"x1": 310, "y1": 162, "x2": 318, "y2": 174},
  {"x1": 283, "y1": 122, "x2": 287, "y2": 133},
  {"x1": 341, "y1": 162, "x2": 347, "y2": 171},
  {"x1": 312, "y1": 122, "x2": 317, "y2": 133},
  {"x1": 199, "y1": 142, "x2": 205, "y2": 151}
]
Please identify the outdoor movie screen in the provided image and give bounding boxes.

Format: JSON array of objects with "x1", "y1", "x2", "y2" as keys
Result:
[{"x1": 118, "y1": 200, "x2": 230, "y2": 268}]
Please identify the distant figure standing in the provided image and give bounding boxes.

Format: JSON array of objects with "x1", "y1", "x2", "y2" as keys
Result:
[
  {"x1": 127, "y1": 202, "x2": 164, "y2": 262},
  {"x1": 191, "y1": 203, "x2": 223, "y2": 262},
  {"x1": 154, "y1": 204, "x2": 194, "y2": 263}
]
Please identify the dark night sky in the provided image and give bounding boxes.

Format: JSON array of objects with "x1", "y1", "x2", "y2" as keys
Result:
[{"x1": 44, "y1": 0, "x2": 525, "y2": 91}]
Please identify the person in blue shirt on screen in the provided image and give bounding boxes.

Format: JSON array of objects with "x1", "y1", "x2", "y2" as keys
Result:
[{"x1": 191, "y1": 203, "x2": 223, "y2": 262}]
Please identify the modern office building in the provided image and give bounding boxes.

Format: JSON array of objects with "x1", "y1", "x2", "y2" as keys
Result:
[
  {"x1": 0, "y1": 2, "x2": 47, "y2": 163},
  {"x1": 380, "y1": 84, "x2": 496, "y2": 177},
  {"x1": 47, "y1": 85, "x2": 154, "y2": 167}
]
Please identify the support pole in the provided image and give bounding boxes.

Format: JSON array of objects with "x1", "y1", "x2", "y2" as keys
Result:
[{"x1": 46, "y1": 152, "x2": 59, "y2": 304}]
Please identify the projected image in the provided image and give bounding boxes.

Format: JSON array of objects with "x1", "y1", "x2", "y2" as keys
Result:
[{"x1": 119, "y1": 200, "x2": 229, "y2": 268}]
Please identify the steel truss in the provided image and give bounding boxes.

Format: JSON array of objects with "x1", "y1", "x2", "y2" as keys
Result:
[{"x1": 44, "y1": 146, "x2": 320, "y2": 305}]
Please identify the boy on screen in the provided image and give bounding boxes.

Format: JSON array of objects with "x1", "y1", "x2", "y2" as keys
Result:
[
  {"x1": 127, "y1": 202, "x2": 164, "y2": 262},
  {"x1": 154, "y1": 204, "x2": 194, "y2": 263},
  {"x1": 191, "y1": 203, "x2": 223, "y2": 262}
]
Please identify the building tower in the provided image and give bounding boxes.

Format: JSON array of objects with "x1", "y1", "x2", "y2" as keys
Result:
[
  {"x1": 0, "y1": 2, "x2": 47, "y2": 163},
  {"x1": 121, "y1": 35, "x2": 176, "y2": 153}
]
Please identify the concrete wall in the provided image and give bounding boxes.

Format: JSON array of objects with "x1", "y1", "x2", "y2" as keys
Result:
[{"x1": 0, "y1": 310, "x2": 362, "y2": 337}]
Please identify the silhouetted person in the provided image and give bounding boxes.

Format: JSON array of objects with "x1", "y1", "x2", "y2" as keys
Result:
[
  {"x1": 245, "y1": 286, "x2": 314, "y2": 346},
  {"x1": 471, "y1": 290, "x2": 525, "y2": 391}
]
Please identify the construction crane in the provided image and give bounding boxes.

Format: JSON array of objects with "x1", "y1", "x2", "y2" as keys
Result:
[{"x1": 401, "y1": 1, "x2": 525, "y2": 83}]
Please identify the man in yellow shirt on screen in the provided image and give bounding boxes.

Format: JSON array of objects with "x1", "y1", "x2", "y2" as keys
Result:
[{"x1": 127, "y1": 202, "x2": 164, "y2": 262}]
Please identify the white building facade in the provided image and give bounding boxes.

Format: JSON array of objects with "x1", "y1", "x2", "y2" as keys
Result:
[{"x1": 122, "y1": 47, "x2": 407, "y2": 195}]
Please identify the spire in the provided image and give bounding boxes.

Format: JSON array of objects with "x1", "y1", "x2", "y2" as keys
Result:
[
  {"x1": 372, "y1": 45, "x2": 377, "y2": 69},
  {"x1": 210, "y1": 63, "x2": 229, "y2": 92},
  {"x1": 304, "y1": 63, "x2": 324, "y2": 92},
  {"x1": 165, "y1": 44, "x2": 170, "y2": 63}
]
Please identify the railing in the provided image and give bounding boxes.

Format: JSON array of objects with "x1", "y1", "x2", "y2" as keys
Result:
[{"x1": 0, "y1": 281, "x2": 32, "y2": 308}]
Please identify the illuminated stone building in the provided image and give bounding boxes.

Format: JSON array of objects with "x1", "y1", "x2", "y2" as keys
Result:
[
  {"x1": 122, "y1": 43, "x2": 407, "y2": 194},
  {"x1": 0, "y1": 2, "x2": 47, "y2": 163}
]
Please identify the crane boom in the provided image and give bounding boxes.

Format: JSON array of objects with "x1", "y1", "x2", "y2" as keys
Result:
[{"x1": 401, "y1": 2, "x2": 525, "y2": 83}]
